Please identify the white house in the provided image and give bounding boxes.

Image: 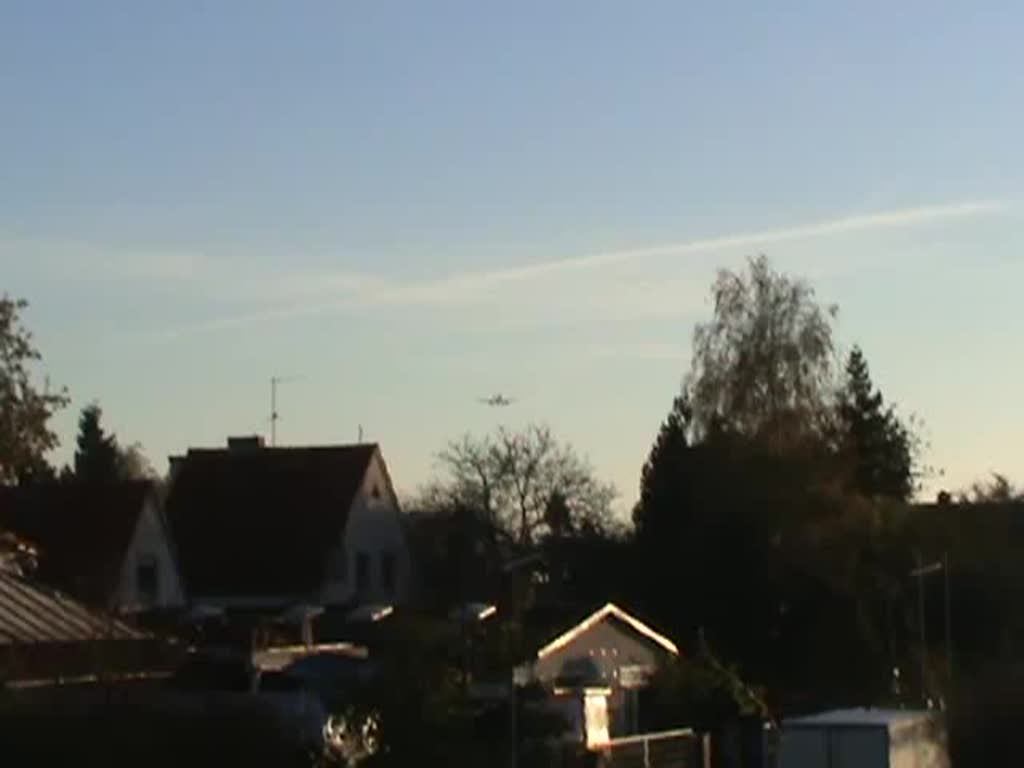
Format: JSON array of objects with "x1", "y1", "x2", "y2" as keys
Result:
[
  {"x1": 166, "y1": 437, "x2": 413, "y2": 613},
  {"x1": 518, "y1": 603, "x2": 681, "y2": 742},
  {"x1": 0, "y1": 481, "x2": 185, "y2": 615},
  {"x1": 110, "y1": 489, "x2": 186, "y2": 613}
]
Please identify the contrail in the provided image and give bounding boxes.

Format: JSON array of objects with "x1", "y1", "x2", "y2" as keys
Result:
[
  {"x1": 401, "y1": 200, "x2": 1008, "y2": 293},
  {"x1": 158, "y1": 199, "x2": 1009, "y2": 337}
]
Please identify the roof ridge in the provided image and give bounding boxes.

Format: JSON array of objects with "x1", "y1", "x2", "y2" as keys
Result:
[
  {"x1": 187, "y1": 442, "x2": 377, "y2": 452},
  {"x1": 536, "y1": 601, "x2": 679, "y2": 659},
  {"x1": 166, "y1": 441, "x2": 382, "y2": 599}
]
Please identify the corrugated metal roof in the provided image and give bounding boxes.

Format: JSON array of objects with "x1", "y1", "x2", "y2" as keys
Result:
[
  {"x1": 0, "y1": 569, "x2": 144, "y2": 645},
  {"x1": 784, "y1": 708, "x2": 933, "y2": 728}
]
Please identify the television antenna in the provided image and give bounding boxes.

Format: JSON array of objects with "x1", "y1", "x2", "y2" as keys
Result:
[{"x1": 270, "y1": 375, "x2": 301, "y2": 446}]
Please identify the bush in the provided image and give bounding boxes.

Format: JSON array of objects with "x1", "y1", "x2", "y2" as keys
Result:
[
  {"x1": 947, "y1": 664, "x2": 1023, "y2": 767},
  {"x1": 0, "y1": 695, "x2": 320, "y2": 768}
]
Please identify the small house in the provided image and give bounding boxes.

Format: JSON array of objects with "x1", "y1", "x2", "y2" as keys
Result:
[
  {"x1": 518, "y1": 602, "x2": 680, "y2": 743},
  {"x1": 166, "y1": 438, "x2": 413, "y2": 621},
  {"x1": 0, "y1": 481, "x2": 185, "y2": 616}
]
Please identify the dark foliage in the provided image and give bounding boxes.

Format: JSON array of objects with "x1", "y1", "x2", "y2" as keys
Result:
[
  {"x1": 0, "y1": 699, "x2": 320, "y2": 768},
  {"x1": 632, "y1": 261, "x2": 927, "y2": 714},
  {"x1": 685, "y1": 255, "x2": 837, "y2": 448},
  {"x1": 0, "y1": 296, "x2": 69, "y2": 485},
  {"x1": 837, "y1": 346, "x2": 915, "y2": 501},
  {"x1": 72, "y1": 403, "x2": 154, "y2": 483}
]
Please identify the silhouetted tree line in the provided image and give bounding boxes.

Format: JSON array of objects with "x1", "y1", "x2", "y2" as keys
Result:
[
  {"x1": 415, "y1": 257, "x2": 1022, "y2": 760},
  {"x1": 4, "y1": 259, "x2": 1022, "y2": 762}
]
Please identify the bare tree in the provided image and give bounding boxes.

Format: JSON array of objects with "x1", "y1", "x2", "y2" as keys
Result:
[
  {"x1": 686, "y1": 255, "x2": 838, "y2": 448},
  {"x1": 958, "y1": 473, "x2": 1022, "y2": 504},
  {"x1": 425, "y1": 425, "x2": 616, "y2": 545}
]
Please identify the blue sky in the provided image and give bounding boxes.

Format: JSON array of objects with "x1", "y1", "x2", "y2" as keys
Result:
[{"x1": 2, "y1": 1, "x2": 1022, "y2": 509}]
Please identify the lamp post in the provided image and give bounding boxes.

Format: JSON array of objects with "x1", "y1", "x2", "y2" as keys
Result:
[{"x1": 911, "y1": 552, "x2": 952, "y2": 701}]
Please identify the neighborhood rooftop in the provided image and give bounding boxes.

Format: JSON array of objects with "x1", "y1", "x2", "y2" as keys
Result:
[
  {"x1": 166, "y1": 439, "x2": 382, "y2": 600},
  {"x1": 783, "y1": 708, "x2": 935, "y2": 727},
  {"x1": 537, "y1": 602, "x2": 680, "y2": 659},
  {"x1": 0, "y1": 481, "x2": 158, "y2": 608},
  {"x1": 0, "y1": 569, "x2": 144, "y2": 646}
]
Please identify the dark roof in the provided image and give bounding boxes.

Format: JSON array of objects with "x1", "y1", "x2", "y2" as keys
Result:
[
  {"x1": 165, "y1": 443, "x2": 378, "y2": 599},
  {"x1": 0, "y1": 482, "x2": 154, "y2": 608},
  {"x1": 904, "y1": 501, "x2": 1024, "y2": 552},
  {"x1": 0, "y1": 569, "x2": 144, "y2": 645}
]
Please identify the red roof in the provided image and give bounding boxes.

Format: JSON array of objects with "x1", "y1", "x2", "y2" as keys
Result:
[{"x1": 165, "y1": 444, "x2": 377, "y2": 601}]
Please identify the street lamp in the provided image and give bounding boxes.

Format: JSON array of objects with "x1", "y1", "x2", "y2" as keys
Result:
[{"x1": 911, "y1": 552, "x2": 952, "y2": 701}]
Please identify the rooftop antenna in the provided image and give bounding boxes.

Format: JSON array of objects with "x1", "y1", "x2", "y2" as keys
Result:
[
  {"x1": 358, "y1": 424, "x2": 364, "y2": 443},
  {"x1": 270, "y1": 376, "x2": 301, "y2": 446}
]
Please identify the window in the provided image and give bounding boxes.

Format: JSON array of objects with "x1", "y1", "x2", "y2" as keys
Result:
[
  {"x1": 137, "y1": 557, "x2": 158, "y2": 602},
  {"x1": 370, "y1": 484, "x2": 381, "y2": 500},
  {"x1": 329, "y1": 547, "x2": 347, "y2": 582},
  {"x1": 355, "y1": 551, "x2": 370, "y2": 593},
  {"x1": 380, "y1": 551, "x2": 396, "y2": 594}
]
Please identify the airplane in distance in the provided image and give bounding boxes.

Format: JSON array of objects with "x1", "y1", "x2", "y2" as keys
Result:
[{"x1": 479, "y1": 394, "x2": 517, "y2": 407}]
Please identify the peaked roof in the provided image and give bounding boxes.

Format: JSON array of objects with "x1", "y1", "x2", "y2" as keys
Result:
[
  {"x1": 165, "y1": 443, "x2": 378, "y2": 599},
  {"x1": 0, "y1": 481, "x2": 155, "y2": 608},
  {"x1": 0, "y1": 568, "x2": 144, "y2": 645},
  {"x1": 536, "y1": 602, "x2": 680, "y2": 659}
]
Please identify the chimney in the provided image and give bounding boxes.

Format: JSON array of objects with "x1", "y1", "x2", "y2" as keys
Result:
[
  {"x1": 227, "y1": 435, "x2": 266, "y2": 452},
  {"x1": 168, "y1": 455, "x2": 185, "y2": 485}
]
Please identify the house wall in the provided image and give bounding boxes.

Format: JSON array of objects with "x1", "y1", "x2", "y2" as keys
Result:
[
  {"x1": 779, "y1": 727, "x2": 888, "y2": 768},
  {"x1": 778, "y1": 719, "x2": 950, "y2": 768},
  {"x1": 319, "y1": 451, "x2": 413, "y2": 606},
  {"x1": 111, "y1": 497, "x2": 186, "y2": 613},
  {"x1": 889, "y1": 717, "x2": 951, "y2": 768},
  {"x1": 534, "y1": 619, "x2": 663, "y2": 687},
  {"x1": 533, "y1": 619, "x2": 668, "y2": 738}
]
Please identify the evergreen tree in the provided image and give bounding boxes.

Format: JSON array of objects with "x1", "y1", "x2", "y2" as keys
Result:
[
  {"x1": 633, "y1": 395, "x2": 693, "y2": 540},
  {"x1": 631, "y1": 396, "x2": 701, "y2": 633},
  {"x1": 73, "y1": 403, "x2": 121, "y2": 483},
  {"x1": 838, "y1": 346, "x2": 914, "y2": 501}
]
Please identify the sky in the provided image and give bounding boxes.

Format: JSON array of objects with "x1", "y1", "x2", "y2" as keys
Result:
[{"x1": 2, "y1": 1, "x2": 1022, "y2": 512}]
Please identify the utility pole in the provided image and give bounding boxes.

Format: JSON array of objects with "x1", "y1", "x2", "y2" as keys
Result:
[
  {"x1": 944, "y1": 551, "x2": 953, "y2": 682},
  {"x1": 911, "y1": 556, "x2": 947, "y2": 703},
  {"x1": 916, "y1": 552, "x2": 927, "y2": 699}
]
